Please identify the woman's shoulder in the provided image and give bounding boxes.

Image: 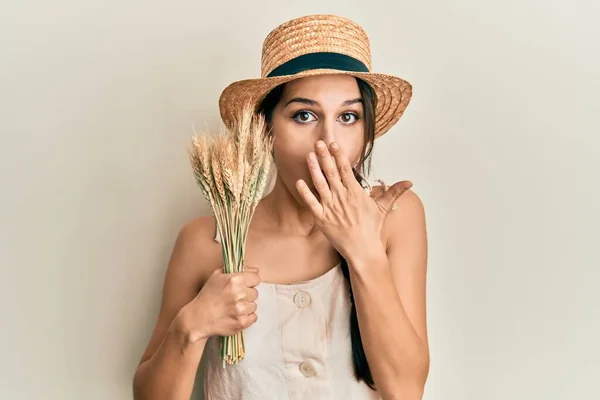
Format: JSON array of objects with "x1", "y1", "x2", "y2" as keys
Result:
[
  {"x1": 370, "y1": 183, "x2": 426, "y2": 240},
  {"x1": 177, "y1": 215, "x2": 218, "y2": 242},
  {"x1": 170, "y1": 215, "x2": 222, "y2": 286}
]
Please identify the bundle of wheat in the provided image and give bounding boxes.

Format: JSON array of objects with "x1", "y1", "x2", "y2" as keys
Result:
[{"x1": 188, "y1": 103, "x2": 273, "y2": 366}]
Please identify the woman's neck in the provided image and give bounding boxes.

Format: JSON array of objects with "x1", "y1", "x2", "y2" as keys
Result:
[{"x1": 255, "y1": 175, "x2": 319, "y2": 237}]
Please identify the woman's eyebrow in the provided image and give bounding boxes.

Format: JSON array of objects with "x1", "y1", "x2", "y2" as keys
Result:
[
  {"x1": 342, "y1": 98, "x2": 363, "y2": 106},
  {"x1": 283, "y1": 97, "x2": 364, "y2": 108},
  {"x1": 284, "y1": 97, "x2": 318, "y2": 108}
]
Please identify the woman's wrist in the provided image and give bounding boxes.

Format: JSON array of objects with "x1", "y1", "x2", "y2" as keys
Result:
[
  {"x1": 346, "y1": 241, "x2": 388, "y2": 271},
  {"x1": 172, "y1": 306, "x2": 211, "y2": 348}
]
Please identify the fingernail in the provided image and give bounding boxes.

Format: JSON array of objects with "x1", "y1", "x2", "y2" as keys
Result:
[{"x1": 330, "y1": 142, "x2": 340, "y2": 151}]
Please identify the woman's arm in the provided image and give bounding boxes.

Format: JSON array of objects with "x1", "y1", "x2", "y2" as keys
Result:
[
  {"x1": 347, "y1": 189, "x2": 430, "y2": 400},
  {"x1": 133, "y1": 313, "x2": 208, "y2": 400},
  {"x1": 132, "y1": 217, "x2": 218, "y2": 400}
]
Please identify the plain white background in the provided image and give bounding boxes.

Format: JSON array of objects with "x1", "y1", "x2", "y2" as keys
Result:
[{"x1": 1, "y1": 1, "x2": 598, "y2": 399}]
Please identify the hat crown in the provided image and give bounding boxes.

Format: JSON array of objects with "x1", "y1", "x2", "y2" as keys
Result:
[{"x1": 260, "y1": 14, "x2": 372, "y2": 78}]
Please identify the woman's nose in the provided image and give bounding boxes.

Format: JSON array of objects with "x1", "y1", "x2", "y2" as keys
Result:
[{"x1": 317, "y1": 118, "x2": 337, "y2": 146}]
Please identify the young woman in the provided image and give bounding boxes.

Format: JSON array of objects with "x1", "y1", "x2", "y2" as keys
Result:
[{"x1": 133, "y1": 14, "x2": 429, "y2": 400}]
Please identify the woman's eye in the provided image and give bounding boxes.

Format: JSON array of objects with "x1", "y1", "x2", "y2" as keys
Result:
[
  {"x1": 339, "y1": 113, "x2": 359, "y2": 124},
  {"x1": 293, "y1": 111, "x2": 316, "y2": 123}
]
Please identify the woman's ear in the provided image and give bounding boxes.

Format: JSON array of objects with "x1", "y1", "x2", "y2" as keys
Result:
[{"x1": 269, "y1": 131, "x2": 275, "y2": 157}]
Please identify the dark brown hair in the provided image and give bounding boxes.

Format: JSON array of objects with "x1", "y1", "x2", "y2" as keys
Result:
[{"x1": 257, "y1": 77, "x2": 377, "y2": 390}]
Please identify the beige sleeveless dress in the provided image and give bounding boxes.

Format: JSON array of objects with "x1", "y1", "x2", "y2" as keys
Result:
[{"x1": 201, "y1": 228, "x2": 381, "y2": 400}]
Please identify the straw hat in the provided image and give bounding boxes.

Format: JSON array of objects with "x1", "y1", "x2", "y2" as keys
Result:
[{"x1": 218, "y1": 14, "x2": 413, "y2": 138}]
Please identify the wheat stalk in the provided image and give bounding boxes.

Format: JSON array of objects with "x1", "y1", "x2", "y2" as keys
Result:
[{"x1": 187, "y1": 103, "x2": 273, "y2": 367}]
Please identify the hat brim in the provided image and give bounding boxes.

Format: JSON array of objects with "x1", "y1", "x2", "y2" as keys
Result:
[{"x1": 218, "y1": 68, "x2": 412, "y2": 138}]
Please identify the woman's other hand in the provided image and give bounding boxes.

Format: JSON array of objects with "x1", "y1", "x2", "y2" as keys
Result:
[{"x1": 295, "y1": 140, "x2": 412, "y2": 263}]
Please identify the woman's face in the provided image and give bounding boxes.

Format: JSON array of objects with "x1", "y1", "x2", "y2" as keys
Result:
[{"x1": 269, "y1": 74, "x2": 365, "y2": 201}]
